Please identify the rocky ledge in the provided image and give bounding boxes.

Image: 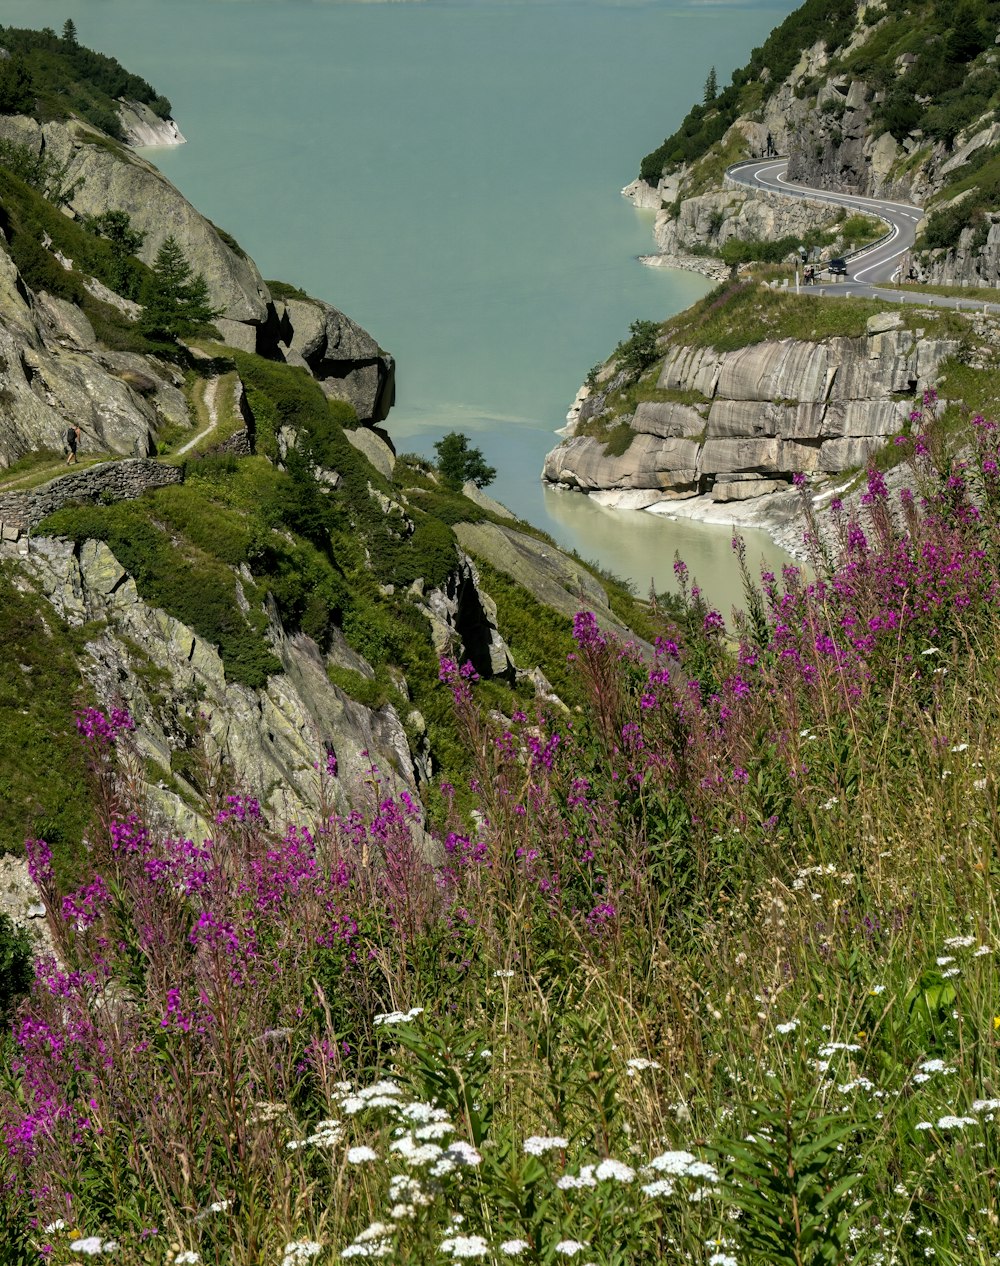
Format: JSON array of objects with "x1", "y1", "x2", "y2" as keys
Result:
[{"x1": 543, "y1": 313, "x2": 959, "y2": 504}]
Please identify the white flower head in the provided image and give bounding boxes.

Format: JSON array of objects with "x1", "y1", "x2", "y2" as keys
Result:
[
  {"x1": 282, "y1": 1245, "x2": 323, "y2": 1266},
  {"x1": 373, "y1": 1007, "x2": 424, "y2": 1027},
  {"x1": 500, "y1": 1241, "x2": 530, "y2": 1257},
  {"x1": 70, "y1": 1240, "x2": 119, "y2": 1258},
  {"x1": 775, "y1": 1020, "x2": 799, "y2": 1034},
  {"x1": 175, "y1": 1255, "x2": 201, "y2": 1266},
  {"x1": 444, "y1": 1139, "x2": 482, "y2": 1167},
  {"x1": 595, "y1": 1158, "x2": 635, "y2": 1182},
  {"x1": 554, "y1": 1242, "x2": 588, "y2": 1257},
  {"x1": 523, "y1": 1135, "x2": 568, "y2": 1155},
  {"x1": 642, "y1": 1178, "x2": 676, "y2": 1198},
  {"x1": 347, "y1": 1145, "x2": 379, "y2": 1164},
  {"x1": 557, "y1": 1166, "x2": 597, "y2": 1190},
  {"x1": 440, "y1": 1235, "x2": 490, "y2": 1259}
]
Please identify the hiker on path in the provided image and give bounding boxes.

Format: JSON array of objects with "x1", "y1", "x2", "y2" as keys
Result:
[
  {"x1": 766, "y1": 131, "x2": 775, "y2": 157},
  {"x1": 66, "y1": 425, "x2": 81, "y2": 464}
]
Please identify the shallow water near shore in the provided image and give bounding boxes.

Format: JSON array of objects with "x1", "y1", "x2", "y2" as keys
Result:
[{"x1": 5, "y1": 0, "x2": 799, "y2": 610}]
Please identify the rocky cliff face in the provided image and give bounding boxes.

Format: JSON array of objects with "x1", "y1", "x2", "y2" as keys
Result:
[
  {"x1": 544, "y1": 313, "x2": 960, "y2": 503},
  {"x1": 6, "y1": 533, "x2": 421, "y2": 834},
  {"x1": 0, "y1": 112, "x2": 394, "y2": 420},
  {"x1": 0, "y1": 243, "x2": 187, "y2": 467},
  {"x1": 115, "y1": 100, "x2": 186, "y2": 149},
  {"x1": 648, "y1": 185, "x2": 849, "y2": 268}
]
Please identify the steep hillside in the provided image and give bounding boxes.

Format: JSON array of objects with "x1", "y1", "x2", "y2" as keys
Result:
[
  {"x1": 0, "y1": 40, "x2": 655, "y2": 882},
  {"x1": 630, "y1": 0, "x2": 1000, "y2": 287}
]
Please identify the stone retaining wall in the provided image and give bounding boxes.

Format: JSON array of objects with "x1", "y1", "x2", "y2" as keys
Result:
[{"x1": 0, "y1": 459, "x2": 183, "y2": 540}]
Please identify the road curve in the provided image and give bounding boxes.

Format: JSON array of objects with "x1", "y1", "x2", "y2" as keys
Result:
[{"x1": 725, "y1": 157, "x2": 1000, "y2": 312}]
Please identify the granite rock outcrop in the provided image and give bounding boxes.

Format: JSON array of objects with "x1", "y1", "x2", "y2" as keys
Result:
[{"x1": 545, "y1": 319, "x2": 960, "y2": 502}]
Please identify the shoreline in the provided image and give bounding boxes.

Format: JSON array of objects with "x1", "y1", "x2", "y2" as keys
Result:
[{"x1": 542, "y1": 479, "x2": 812, "y2": 562}]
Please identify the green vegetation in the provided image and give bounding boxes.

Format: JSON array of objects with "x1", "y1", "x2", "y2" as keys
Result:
[
  {"x1": 433, "y1": 432, "x2": 497, "y2": 492},
  {"x1": 0, "y1": 136, "x2": 80, "y2": 207},
  {"x1": 265, "y1": 278, "x2": 311, "y2": 302},
  {"x1": 0, "y1": 569, "x2": 95, "y2": 880},
  {"x1": 878, "y1": 278, "x2": 1000, "y2": 300},
  {"x1": 659, "y1": 279, "x2": 971, "y2": 353},
  {"x1": 139, "y1": 235, "x2": 220, "y2": 343},
  {"x1": 0, "y1": 23, "x2": 171, "y2": 137},
  {"x1": 0, "y1": 913, "x2": 31, "y2": 1027},
  {"x1": 39, "y1": 498, "x2": 282, "y2": 690},
  {"x1": 640, "y1": 0, "x2": 857, "y2": 182},
  {"x1": 0, "y1": 162, "x2": 151, "y2": 310},
  {"x1": 918, "y1": 154, "x2": 1000, "y2": 251},
  {"x1": 11, "y1": 406, "x2": 1000, "y2": 1264},
  {"x1": 468, "y1": 558, "x2": 583, "y2": 706},
  {"x1": 81, "y1": 209, "x2": 146, "y2": 300}
]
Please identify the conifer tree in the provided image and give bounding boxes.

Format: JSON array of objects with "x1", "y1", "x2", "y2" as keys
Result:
[
  {"x1": 62, "y1": 19, "x2": 78, "y2": 48},
  {"x1": 140, "y1": 235, "x2": 220, "y2": 342},
  {"x1": 704, "y1": 65, "x2": 718, "y2": 103}
]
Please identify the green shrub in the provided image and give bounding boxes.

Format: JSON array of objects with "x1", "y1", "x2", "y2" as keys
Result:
[
  {"x1": 38, "y1": 502, "x2": 280, "y2": 689},
  {"x1": 0, "y1": 913, "x2": 32, "y2": 1025},
  {"x1": 0, "y1": 569, "x2": 94, "y2": 883}
]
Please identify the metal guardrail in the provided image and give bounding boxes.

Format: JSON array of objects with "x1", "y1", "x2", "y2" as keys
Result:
[{"x1": 722, "y1": 157, "x2": 897, "y2": 268}]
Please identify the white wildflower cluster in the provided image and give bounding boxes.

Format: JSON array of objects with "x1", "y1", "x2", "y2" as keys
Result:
[
  {"x1": 388, "y1": 1172, "x2": 434, "y2": 1220},
  {"x1": 500, "y1": 1240, "x2": 530, "y2": 1257},
  {"x1": 440, "y1": 1234, "x2": 491, "y2": 1259},
  {"x1": 942, "y1": 935, "x2": 976, "y2": 949},
  {"x1": 792, "y1": 863, "x2": 838, "y2": 890},
  {"x1": 554, "y1": 1241, "x2": 588, "y2": 1257},
  {"x1": 625, "y1": 1057, "x2": 662, "y2": 1076},
  {"x1": 523, "y1": 1135, "x2": 569, "y2": 1156},
  {"x1": 341, "y1": 1222, "x2": 394, "y2": 1259},
  {"x1": 175, "y1": 1255, "x2": 201, "y2": 1266},
  {"x1": 774, "y1": 1020, "x2": 799, "y2": 1035},
  {"x1": 282, "y1": 1242, "x2": 322, "y2": 1266},
  {"x1": 557, "y1": 1158, "x2": 634, "y2": 1190},
  {"x1": 248, "y1": 1100, "x2": 289, "y2": 1125},
  {"x1": 287, "y1": 1118, "x2": 344, "y2": 1150},
  {"x1": 340, "y1": 1080, "x2": 405, "y2": 1114},
  {"x1": 709, "y1": 1254, "x2": 738, "y2": 1266},
  {"x1": 646, "y1": 1150, "x2": 720, "y2": 1186},
  {"x1": 818, "y1": 1042, "x2": 861, "y2": 1057},
  {"x1": 347, "y1": 1145, "x2": 379, "y2": 1164},
  {"x1": 373, "y1": 1007, "x2": 424, "y2": 1027},
  {"x1": 493, "y1": 969, "x2": 516, "y2": 979},
  {"x1": 69, "y1": 1239, "x2": 119, "y2": 1257},
  {"x1": 915, "y1": 1116, "x2": 978, "y2": 1131}
]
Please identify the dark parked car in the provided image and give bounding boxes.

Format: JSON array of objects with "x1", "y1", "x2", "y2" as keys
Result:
[{"x1": 826, "y1": 257, "x2": 849, "y2": 278}]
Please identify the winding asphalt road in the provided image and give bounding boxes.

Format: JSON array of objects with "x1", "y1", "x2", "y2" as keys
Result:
[{"x1": 726, "y1": 157, "x2": 1000, "y2": 312}]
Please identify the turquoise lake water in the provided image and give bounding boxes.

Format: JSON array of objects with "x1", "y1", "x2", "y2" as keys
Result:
[{"x1": 4, "y1": 0, "x2": 800, "y2": 610}]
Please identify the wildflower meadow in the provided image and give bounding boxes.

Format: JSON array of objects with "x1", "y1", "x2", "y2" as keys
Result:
[{"x1": 2, "y1": 400, "x2": 1000, "y2": 1266}]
